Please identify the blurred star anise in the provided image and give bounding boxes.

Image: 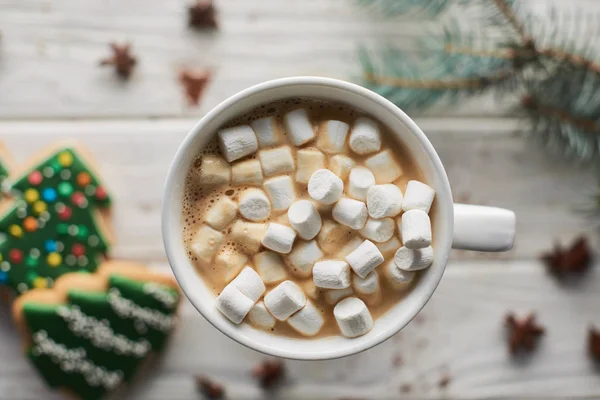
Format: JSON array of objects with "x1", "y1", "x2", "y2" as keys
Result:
[
  {"x1": 189, "y1": 1, "x2": 218, "y2": 29},
  {"x1": 540, "y1": 236, "x2": 592, "y2": 276},
  {"x1": 505, "y1": 312, "x2": 545, "y2": 354},
  {"x1": 589, "y1": 326, "x2": 600, "y2": 361},
  {"x1": 179, "y1": 68, "x2": 211, "y2": 106},
  {"x1": 252, "y1": 359, "x2": 284, "y2": 389},
  {"x1": 99, "y1": 43, "x2": 137, "y2": 79},
  {"x1": 195, "y1": 375, "x2": 225, "y2": 399}
]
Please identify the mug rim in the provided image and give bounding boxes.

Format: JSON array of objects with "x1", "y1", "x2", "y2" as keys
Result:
[{"x1": 162, "y1": 76, "x2": 454, "y2": 360}]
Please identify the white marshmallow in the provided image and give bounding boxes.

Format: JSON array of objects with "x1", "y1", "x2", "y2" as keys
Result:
[
  {"x1": 247, "y1": 301, "x2": 276, "y2": 330},
  {"x1": 231, "y1": 159, "x2": 263, "y2": 186},
  {"x1": 365, "y1": 149, "x2": 403, "y2": 184},
  {"x1": 324, "y1": 287, "x2": 354, "y2": 305},
  {"x1": 251, "y1": 116, "x2": 282, "y2": 147},
  {"x1": 231, "y1": 220, "x2": 266, "y2": 253},
  {"x1": 394, "y1": 246, "x2": 434, "y2": 271},
  {"x1": 190, "y1": 225, "x2": 225, "y2": 265},
  {"x1": 218, "y1": 125, "x2": 258, "y2": 162},
  {"x1": 352, "y1": 270, "x2": 379, "y2": 295},
  {"x1": 287, "y1": 240, "x2": 323, "y2": 278},
  {"x1": 204, "y1": 197, "x2": 237, "y2": 230},
  {"x1": 359, "y1": 218, "x2": 395, "y2": 243},
  {"x1": 349, "y1": 117, "x2": 381, "y2": 155},
  {"x1": 375, "y1": 236, "x2": 402, "y2": 258},
  {"x1": 317, "y1": 220, "x2": 354, "y2": 253},
  {"x1": 345, "y1": 240, "x2": 384, "y2": 278},
  {"x1": 259, "y1": 146, "x2": 295, "y2": 177},
  {"x1": 402, "y1": 180, "x2": 435, "y2": 213},
  {"x1": 216, "y1": 285, "x2": 254, "y2": 324},
  {"x1": 296, "y1": 148, "x2": 326, "y2": 184},
  {"x1": 239, "y1": 188, "x2": 271, "y2": 222},
  {"x1": 214, "y1": 248, "x2": 249, "y2": 283},
  {"x1": 287, "y1": 200, "x2": 322, "y2": 240},
  {"x1": 308, "y1": 169, "x2": 344, "y2": 205},
  {"x1": 230, "y1": 266, "x2": 266, "y2": 302},
  {"x1": 263, "y1": 175, "x2": 297, "y2": 211},
  {"x1": 337, "y1": 235, "x2": 364, "y2": 258},
  {"x1": 288, "y1": 300, "x2": 324, "y2": 336},
  {"x1": 283, "y1": 109, "x2": 315, "y2": 146},
  {"x1": 264, "y1": 280, "x2": 307, "y2": 321},
  {"x1": 313, "y1": 260, "x2": 351, "y2": 289},
  {"x1": 332, "y1": 197, "x2": 368, "y2": 230},
  {"x1": 253, "y1": 251, "x2": 288, "y2": 284},
  {"x1": 329, "y1": 154, "x2": 356, "y2": 181},
  {"x1": 198, "y1": 155, "x2": 231, "y2": 186},
  {"x1": 367, "y1": 184, "x2": 403, "y2": 218},
  {"x1": 384, "y1": 260, "x2": 415, "y2": 291},
  {"x1": 299, "y1": 279, "x2": 320, "y2": 300},
  {"x1": 334, "y1": 297, "x2": 373, "y2": 338},
  {"x1": 317, "y1": 120, "x2": 350, "y2": 154},
  {"x1": 261, "y1": 223, "x2": 297, "y2": 254},
  {"x1": 400, "y1": 209, "x2": 432, "y2": 249},
  {"x1": 348, "y1": 167, "x2": 375, "y2": 201}
]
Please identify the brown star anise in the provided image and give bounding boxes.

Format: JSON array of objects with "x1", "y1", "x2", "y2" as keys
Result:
[
  {"x1": 179, "y1": 68, "x2": 212, "y2": 105},
  {"x1": 589, "y1": 326, "x2": 600, "y2": 361},
  {"x1": 252, "y1": 359, "x2": 284, "y2": 389},
  {"x1": 540, "y1": 236, "x2": 592, "y2": 277},
  {"x1": 99, "y1": 43, "x2": 137, "y2": 79},
  {"x1": 195, "y1": 375, "x2": 225, "y2": 399},
  {"x1": 505, "y1": 312, "x2": 545, "y2": 354},
  {"x1": 188, "y1": 1, "x2": 218, "y2": 29}
]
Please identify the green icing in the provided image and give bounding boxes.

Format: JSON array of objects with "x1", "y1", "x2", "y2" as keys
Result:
[
  {"x1": 22, "y1": 274, "x2": 180, "y2": 400},
  {"x1": 0, "y1": 147, "x2": 111, "y2": 294}
]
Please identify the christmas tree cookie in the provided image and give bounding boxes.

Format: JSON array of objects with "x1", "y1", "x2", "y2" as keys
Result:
[
  {"x1": 13, "y1": 260, "x2": 181, "y2": 400},
  {"x1": 0, "y1": 143, "x2": 113, "y2": 294}
]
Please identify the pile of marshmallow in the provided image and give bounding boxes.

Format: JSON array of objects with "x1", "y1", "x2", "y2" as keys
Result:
[{"x1": 191, "y1": 108, "x2": 436, "y2": 339}]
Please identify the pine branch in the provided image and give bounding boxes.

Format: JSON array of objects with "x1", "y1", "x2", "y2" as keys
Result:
[
  {"x1": 522, "y1": 96, "x2": 600, "y2": 135},
  {"x1": 492, "y1": 0, "x2": 529, "y2": 44},
  {"x1": 356, "y1": 0, "x2": 457, "y2": 18}
]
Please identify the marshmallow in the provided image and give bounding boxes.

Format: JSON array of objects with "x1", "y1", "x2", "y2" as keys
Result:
[
  {"x1": 334, "y1": 297, "x2": 373, "y2": 338},
  {"x1": 231, "y1": 220, "x2": 266, "y2": 253},
  {"x1": 251, "y1": 116, "x2": 282, "y2": 147},
  {"x1": 375, "y1": 236, "x2": 402, "y2": 258},
  {"x1": 264, "y1": 280, "x2": 307, "y2": 321},
  {"x1": 348, "y1": 167, "x2": 375, "y2": 201},
  {"x1": 287, "y1": 200, "x2": 322, "y2": 240},
  {"x1": 337, "y1": 235, "x2": 364, "y2": 258},
  {"x1": 263, "y1": 175, "x2": 297, "y2": 211},
  {"x1": 214, "y1": 248, "x2": 249, "y2": 283},
  {"x1": 365, "y1": 149, "x2": 403, "y2": 184},
  {"x1": 359, "y1": 218, "x2": 395, "y2": 243},
  {"x1": 198, "y1": 155, "x2": 231, "y2": 186},
  {"x1": 308, "y1": 169, "x2": 344, "y2": 205},
  {"x1": 230, "y1": 266, "x2": 266, "y2": 302},
  {"x1": 317, "y1": 220, "x2": 354, "y2": 253},
  {"x1": 261, "y1": 223, "x2": 297, "y2": 254},
  {"x1": 239, "y1": 188, "x2": 271, "y2": 222},
  {"x1": 283, "y1": 109, "x2": 315, "y2": 146},
  {"x1": 313, "y1": 260, "x2": 351, "y2": 289},
  {"x1": 316, "y1": 120, "x2": 350, "y2": 154},
  {"x1": 324, "y1": 287, "x2": 354, "y2": 305},
  {"x1": 216, "y1": 285, "x2": 254, "y2": 324},
  {"x1": 329, "y1": 154, "x2": 356, "y2": 181},
  {"x1": 288, "y1": 300, "x2": 324, "y2": 336},
  {"x1": 253, "y1": 251, "x2": 288, "y2": 284},
  {"x1": 352, "y1": 270, "x2": 379, "y2": 295},
  {"x1": 231, "y1": 159, "x2": 263, "y2": 186},
  {"x1": 349, "y1": 117, "x2": 381, "y2": 155},
  {"x1": 296, "y1": 148, "x2": 326, "y2": 184},
  {"x1": 332, "y1": 197, "x2": 368, "y2": 230},
  {"x1": 367, "y1": 184, "x2": 403, "y2": 218},
  {"x1": 394, "y1": 246, "x2": 434, "y2": 271},
  {"x1": 204, "y1": 197, "x2": 237, "y2": 230},
  {"x1": 218, "y1": 125, "x2": 258, "y2": 162},
  {"x1": 259, "y1": 146, "x2": 295, "y2": 177},
  {"x1": 190, "y1": 225, "x2": 225, "y2": 265},
  {"x1": 384, "y1": 260, "x2": 415, "y2": 291},
  {"x1": 400, "y1": 209, "x2": 432, "y2": 249},
  {"x1": 299, "y1": 279, "x2": 320, "y2": 300},
  {"x1": 247, "y1": 301, "x2": 276, "y2": 330},
  {"x1": 345, "y1": 240, "x2": 384, "y2": 278},
  {"x1": 402, "y1": 180, "x2": 435, "y2": 213},
  {"x1": 287, "y1": 240, "x2": 324, "y2": 278}
]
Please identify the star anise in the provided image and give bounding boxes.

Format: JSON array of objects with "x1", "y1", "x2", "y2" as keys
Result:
[
  {"x1": 252, "y1": 359, "x2": 284, "y2": 389},
  {"x1": 179, "y1": 68, "x2": 212, "y2": 105},
  {"x1": 195, "y1": 375, "x2": 225, "y2": 399},
  {"x1": 540, "y1": 236, "x2": 592, "y2": 277},
  {"x1": 505, "y1": 312, "x2": 545, "y2": 354},
  {"x1": 589, "y1": 326, "x2": 600, "y2": 361},
  {"x1": 188, "y1": 1, "x2": 218, "y2": 29},
  {"x1": 99, "y1": 43, "x2": 137, "y2": 79}
]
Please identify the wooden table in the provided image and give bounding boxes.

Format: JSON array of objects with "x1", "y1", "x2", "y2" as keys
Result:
[{"x1": 0, "y1": 1, "x2": 598, "y2": 398}]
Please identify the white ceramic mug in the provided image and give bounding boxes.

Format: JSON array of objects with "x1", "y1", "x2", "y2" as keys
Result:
[{"x1": 162, "y1": 77, "x2": 516, "y2": 360}]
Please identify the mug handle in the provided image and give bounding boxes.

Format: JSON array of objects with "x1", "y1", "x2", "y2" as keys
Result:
[{"x1": 452, "y1": 204, "x2": 516, "y2": 252}]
